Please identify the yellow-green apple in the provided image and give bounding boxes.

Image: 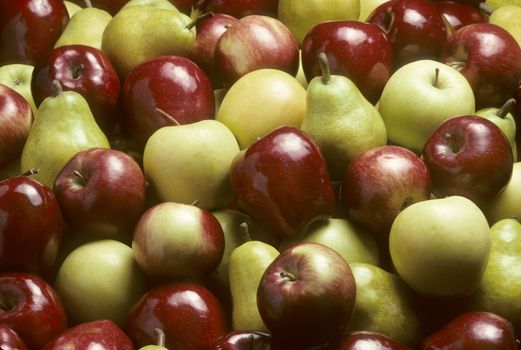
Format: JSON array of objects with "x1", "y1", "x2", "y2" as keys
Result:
[
  {"x1": 378, "y1": 59, "x2": 475, "y2": 153},
  {"x1": 194, "y1": 0, "x2": 278, "y2": 19},
  {"x1": 0, "y1": 64, "x2": 37, "y2": 114},
  {"x1": 214, "y1": 15, "x2": 299, "y2": 85},
  {"x1": 422, "y1": 115, "x2": 514, "y2": 207},
  {"x1": 212, "y1": 331, "x2": 272, "y2": 350},
  {"x1": 132, "y1": 202, "x2": 225, "y2": 281},
  {"x1": 389, "y1": 196, "x2": 490, "y2": 297},
  {"x1": 333, "y1": 331, "x2": 413, "y2": 350},
  {"x1": 53, "y1": 147, "x2": 147, "y2": 238},
  {"x1": 486, "y1": 162, "x2": 521, "y2": 225},
  {"x1": 143, "y1": 120, "x2": 240, "y2": 210},
  {"x1": 229, "y1": 126, "x2": 336, "y2": 238},
  {"x1": 53, "y1": 239, "x2": 147, "y2": 326},
  {"x1": 0, "y1": 324, "x2": 27, "y2": 350},
  {"x1": 0, "y1": 273, "x2": 67, "y2": 349},
  {"x1": 434, "y1": 0, "x2": 488, "y2": 31},
  {"x1": 257, "y1": 242, "x2": 357, "y2": 348}
]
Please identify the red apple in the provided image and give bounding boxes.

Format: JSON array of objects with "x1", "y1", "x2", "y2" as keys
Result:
[
  {"x1": 229, "y1": 126, "x2": 336, "y2": 238},
  {"x1": 367, "y1": 0, "x2": 450, "y2": 69},
  {"x1": 422, "y1": 115, "x2": 514, "y2": 207},
  {"x1": 257, "y1": 242, "x2": 357, "y2": 348},
  {"x1": 0, "y1": 83, "x2": 33, "y2": 169},
  {"x1": 31, "y1": 45, "x2": 121, "y2": 134},
  {"x1": 212, "y1": 331, "x2": 272, "y2": 350},
  {"x1": 0, "y1": 0, "x2": 69, "y2": 65},
  {"x1": 0, "y1": 174, "x2": 64, "y2": 276},
  {"x1": 334, "y1": 331, "x2": 413, "y2": 350},
  {"x1": 515, "y1": 82, "x2": 521, "y2": 160},
  {"x1": 441, "y1": 23, "x2": 521, "y2": 109},
  {"x1": 0, "y1": 324, "x2": 27, "y2": 350},
  {"x1": 434, "y1": 1, "x2": 488, "y2": 31},
  {"x1": 214, "y1": 15, "x2": 299, "y2": 85},
  {"x1": 0, "y1": 273, "x2": 67, "y2": 349},
  {"x1": 42, "y1": 320, "x2": 133, "y2": 350},
  {"x1": 53, "y1": 147, "x2": 147, "y2": 238},
  {"x1": 121, "y1": 55, "x2": 215, "y2": 148},
  {"x1": 301, "y1": 21, "x2": 393, "y2": 105},
  {"x1": 126, "y1": 282, "x2": 228, "y2": 349},
  {"x1": 194, "y1": 0, "x2": 278, "y2": 18}
]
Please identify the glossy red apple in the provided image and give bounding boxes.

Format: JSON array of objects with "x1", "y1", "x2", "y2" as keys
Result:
[
  {"x1": 42, "y1": 320, "x2": 133, "y2": 350},
  {"x1": 422, "y1": 115, "x2": 514, "y2": 207},
  {"x1": 31, "y1": 45, "x2": 121, "y2": 134},
  {"x1": 0, "y1": 273, "x2": 67, "y2": 349},
  {"x1": 422, "y1": 311, "x2": 520, "y2": 349},
  {"x1": 301, "y1": 21, "x2": 393, "y2": 104},
  {"x1": 434, "y1": 1, "x2": 487, "y2": 31},
  {"x1": 213, "y1": 331, "x2": 272, "y2": 350},
  {"x1": 367, "y1": 0, "x2": 450, "y2": 69},
  {"x1": 214, "y1": 15, "x2": 299, "y2": 86},
  {"x1": 0, "y1": 0, "x2": 69, "y2": 65},
  {"x1": 194, "y1": 0, "x2": 278, "y2": 18},
  {"x1": 53, "y1": 147, "x2": 147, "y2": 238},
  {"x1": 0, "y1": 174, "x2": 64, "y2": 276},
  {"x1": 441, "y1": 23, "x2": 521, "y2": 109},
  {"x1": 121, "y1": 55, "x2": 215, "y2": 148},
  {"x1": 0, "y1": 84, "x2": 33, "y2": 169},
  {"x1": 229, "y1": 126, "x2": 336, "y2": 238},
  {"x1": 0, "y1": 324, "x2": 27, "y2": 350},
  {"x1": 334, "y1": 331, "x2": 413, "y2": 350},
  {"x1": 126, "y1": 282, "x2": 228, "y2": 349}
]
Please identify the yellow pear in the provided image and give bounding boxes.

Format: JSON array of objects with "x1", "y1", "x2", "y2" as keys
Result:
[
  {"x1": 55, "y1": 7, "x2": 112, "y2": 49},
  {"x1": 488, "y1": 4, "x2": 521, "y2": 49}
]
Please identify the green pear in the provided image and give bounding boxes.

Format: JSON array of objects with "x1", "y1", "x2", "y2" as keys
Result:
[
  {"x1": 20, "y1": 81, "x2": 110, "y2": 188},
  {"x1": 54, "y1": 7, "x2": 112, "y2": 50},
  {"x1": 488, "y1": 4, "x2": 521, "y2": 48},
  {"x1": 101, "y1": 5, "x2": 195, "y2": 77},
  {"x1": 64, "y1": 0, "x2": 83, "y2": 17},
  {"x1": 389, "y1": 196, "x2": 491, "y2": 297},
  {"x1": 486, "y1": 0, "x2": 521, "y2": 10},
  {"x1": 486, "y1": 162, "x2": 521, "y2": 225},
  {"x1": 143, "y1": 120, "x2": 240, "y2": 210},
  {"x1": 301, "y1": 53, "x2": 387, "y2": 180},
  {"x1": 279, "y1": 218, "x2": 380, "y2": 266},
  {"x1": 229, "y1": 240, "x2": 279, "y2": 331},
  {"x1": 121, "y1": 0, "x2": 179, "y2": 10},
  {"x1": 468, "y1": 218, "x2": 521, "y2": 332},
  {"x1": 0, "y1": 64, "x2": 36, "y2": 114},
  {"x1": 348, "y1": 262, "x2": 422, "y2": 347}
]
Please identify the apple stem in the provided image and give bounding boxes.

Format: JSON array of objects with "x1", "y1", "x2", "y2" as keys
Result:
[
  {"x1": 21, "y1": 168, "x2": 39, "y2": 176},
  {"x1": 154, "y1": 328, "x2": 166, "y2": 347},
  {"x1": 186, "y1": 12, "x2": 214, "y2": 30},
  {"x1": 498, "y1": 98, "x2": 517, "y2": 119},
  {"x1": 433, "y1": 68, "x2": 440, "y2": 88},
  {"x1": 239, "y1": 222, "x2": 252, "y2": 242},
  {"x1": 51, "y1": 79, "x2": 64, "y2": 97},
  {"x1": 73, "y1": 170, "x2": 87, "y2": 186},
  {"x1": 84, "y1": 0, "x2": 93, "y2": 8},
  {"x1": 444, "y1": 132, "x2": 461, "y2": 153},
  {"x1": 318, "y1": 53, "x2": 331, "y2": 85},
  {"x1": 191, "y1": 200, "x2": 200, "y2": 207},
  {"x1": 155, "y1": 108, "x2": 181, "y2": 126},
  {"x1": 280, "y1": 271, "x2": 297, "y2": 282},
  {"x1": 479, "y1": 2, "x2": 494, "y2": 16}
]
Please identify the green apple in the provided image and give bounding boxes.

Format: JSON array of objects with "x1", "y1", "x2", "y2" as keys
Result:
[
  {"x1": 488, "y1": 4, "x2": 521, "y2": 49},
  {"x1": 53, "y1": 239, "x2": 147, "y2": 326},
  {"x1": 378, "y1": 59, "x2": 475, "y2": 153},
  {"x1": 0, "y1": 64, "x2": 36, "y2": 114},
  {"x1": 278, "y1": 0, "x2": 360, "y2": 45},
  {"x1": 143, "y1": 120, "x2": 240, "y2": 210},
  {"x1": 486, "y1": 162, "x2": 521, "y2": 225},
  {"x1": 389, "y1": 196, "x2": 490, "y2": 297},
  {"x1": 54, "y1": 7, "x2": 112, "y2": 50},
  {"x1": 359, "y1": 0, "x2": 389, "y2": 21}
]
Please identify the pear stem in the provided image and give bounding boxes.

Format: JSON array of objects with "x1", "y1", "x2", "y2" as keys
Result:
[
  {"x1": 280, "y1": 271, "x2": 297, "y2": 282},
  {"x1": 318, "y1": 53, "x2": 331, "y2": 85},
  {"x1": 497, "y1": 98, "x2": 517, "y2": 119},
  {"x1": 479, "y1": 2, "x2": 494, "y2": 16},
  {"x1": 186, "y1": 12, "x2": 214, "y2": 30},
  {"x1": 51, "y1": 79, "x2": 63, "y2": 97},
  {"x1": 239, "y1": 222, "x2": 252, "y2": 242},
  {"x1": 155, "y1": 108, "x2": 181, "y2": 126},
  {"x1": 191, "y1": 200, "x2": 200, "y2": 207},
  {"x1": 433, "y1": 68, "x2": 440, "y2": 87},
  {"x1": 72, "y1": 170, "x2": 87, "y2": 186},
  {"x1": 21, "y1": 168, "x2": 39, "y2": 176},
  {"x1": 154, "y1": 328, "x2": 166, "y2": 347},
  {"x1": 84, "y1": 0, "x2": 93, "y2": 8}
]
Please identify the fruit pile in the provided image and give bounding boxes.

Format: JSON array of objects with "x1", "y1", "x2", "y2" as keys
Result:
[{"x1": 1, "y1": 0, "x2": 521, "y2": 349}]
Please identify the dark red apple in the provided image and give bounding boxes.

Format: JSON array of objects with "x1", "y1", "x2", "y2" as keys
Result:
[
  {"x1": 0, "y1": 0, "x2": 69, "y2": 65},
  {"x1": 301, "y1": 20, "x2": 393, "y2": 107},
  {"x1": 31, "y1": 45, "x2": 121, "y2": 134},
  {"x1": 334, "y1": 331, "x2": 413, "y2": 350},
  {"x1": 515, "y1": 82, "x2": 521, "y2": 160},
  {"x1": 126, "y1": 282, "x2": 228, "y2": 349},
  {"x1": 0, "y1": 324, "x2": 27, "y2": 350},
  {"x1": 121, "y1": 55, "x2": 215, "y2": 147},
  {"x1": 0, "y1": 273, "x2": 67, "y2": 349},
  {"x1": 42, "y1": 320, "x2": 133, "y2": 350},
  {"x1": 441, "y1": 23, "x2": 521, "y2": 109},
  {"x1": 194, "y1": 0, "x2": 278, "y2": 18},
  {"x1": 422, "y1": 115, "x2": 514, "y2": 207},
  {"x1": 0, "y1": 83, "x2": 33, "y2": 169},
  {"x1": 367, "y1": 0, "x2": 450, "y2": 69},
  {"x1": 0, "y1": 174, "x2": 64, "y2": 276},
  {"x1": 229, "y1": 126, "x2": 336, "y2": 238},
  {"x1": 214, "y1": 15, "x2": 299, "y2": 85},
  {"x1": 213, "y1": 331, "x2": 272, "y2": 350},
  {"x1": 53, "y1": 147, "x2": 147, "y2": 239},
  {"x1": 422, "y1": 311, "x2": 520, "y2": 349},
  {"x1": 434, "y1": 1, "x2": 488, "y2": 31}
]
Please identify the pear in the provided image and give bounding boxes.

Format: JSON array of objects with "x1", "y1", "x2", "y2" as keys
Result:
[
  {"x1": 301, "y1": 53, "x2": 387, "y2": 180},
  {"x1": 486, "y1": 162, "x2": 521, "y2": 224},
  {"x1": 359, "y1": 0, "x2": 389, "y2": 21},
  {"x1": 20, "y1": 81, "x2": 110, "y2": 188},
  {"x1": 488, "y1": 4, "x2": 521, "y2": 48},
  {"x1": 486, "y1": 0, "x2": 521, "y2": 10},
  {"x1": 64, "y1": 1, "x2": 83, "y2": 17},
  {"x1": 121, "y1": 0, "x2": 179, "y2": 10},
  {"x1": 468, "y1": 218, "x2": 521, "y2": 334},
  {"x1": 101, "y1": 4, "x2": 195, "y2": 77},
  {"x1": 228, "y1": 240, "x2": 279, "y2": 331},
  {"x1": 348, "y1": 262, "x2": 422, "y2": 347}
]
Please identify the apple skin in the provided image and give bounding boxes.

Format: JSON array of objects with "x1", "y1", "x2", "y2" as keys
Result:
[
  {"x1": 0, "y1": 83, "x2": 33, "y2": 169},
  {"x1": 434, "y1": 1, "x2": 488, "y2": 31},
  {"x1": 441, "y1": 23, "x2": 521, "y2": 109},
  {"x1": 31, "y1": 45, "x2": 121, "y2": 134},
  {"x1": 301, "y1": 20, "x2": 393, "y2": 104},
  {"x1": 212, "y1": 331, "x2": 272, "y2": 350},
  {"x1": 42, "y1": 320, "x2": 133, "y2": 350},
  {"x1": 341, "y1": 145, "x2": 432, "y2": 236},
  {"x1": 0, "y1": 273, "x2": 68, "y2": 350},
  {"x1": 0, "y1": 175, "x2": 64, "y2": 276},
  {"x1": 229, "y1": 126, "x2": 336, "y2": 238},
  {"x1": 53, "y1": 147, "x2": 147, "y2": 238},
  {"x1": 121, "y1": 55, "x2": 215, "y2": 148},
  {"x1": 214, "y1": 15, "x2": 299, "y2": 86},
  {"x1": 422, "y1": 115, "x2": 514, "y2": 207},
  {"x1": 333, "y1": 331, "x2": 413, "y2": 350},
  {"x1": 126, "y1": 282, "x2": 228, "y2": 349},
  {"x1": 422, "y1": 311, "x2": 520, "y2": 349},
  {"x1": 0, "y1": 0, "x2": 69, "y2": 65},
  {"x1": 194, "y1": 0, "x2": 279, "y2": 18},
  {"x1": 257, "y1": 242, "x2": 357, "y2": 348},
  {"x1": 0, "y1": 324, "x2": 27, "y2": 350}
]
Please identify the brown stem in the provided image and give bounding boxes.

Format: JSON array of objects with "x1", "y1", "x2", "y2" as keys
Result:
[
  {"x1": 433, "y1": 67, "x2": 440, "y2": 87},
  {"x1": 51, "y1": 79, "x2": 63, "y2": 97},
  {"x1": 21, "y1": 168, "x2": 39, "y2": 176},
  {"x1": 84, "y1": 0, "x2": 93, "y2": 8},
  {"x1": 154, "y1": 328, "x2": 166, "y2": 347},
  {"x1": 155, "y1": 108, "x2": 181, "y2": 126},
  {"x1": 479, "y1": 2, "x2": 494, "y2": 16},
  {"x1": 497, "y1": 98, "x2": 517, "y2": 119},
  {"x1": 280, "y1": 271, "x2": 297, "y2": 282},
  {"x1": 73, "y1": 170, "x2": 87, "y2": 186},
  {"x1": 318, "y1": 52, "x2": 331, "y2": 85},
  {"x1": 185, "y1": 12, "x2": 214, "y2": 30},
  {"x1": 191, "y1": 199, "x2": 200, "y2": 207},
  {"x1": 239, "y1": 222, "x2": 251, "y2": 242}
]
